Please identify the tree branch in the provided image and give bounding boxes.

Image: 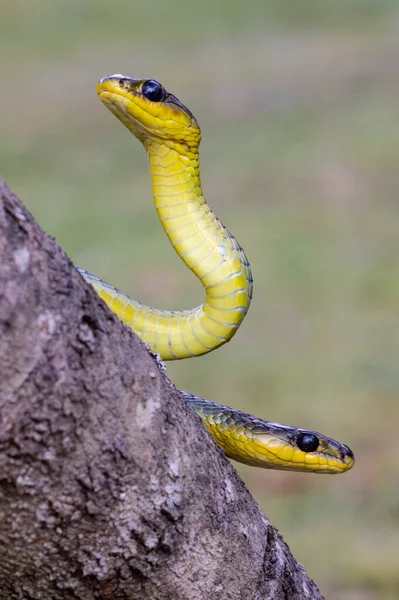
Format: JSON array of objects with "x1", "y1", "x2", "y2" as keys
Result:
[{"x1": 0, "y1": 175, "x2": 324, "y2": 600}]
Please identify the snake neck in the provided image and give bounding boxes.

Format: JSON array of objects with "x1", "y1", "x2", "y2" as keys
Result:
[
  {"x1": 82, "y1": 137, "x2": 253, "y2": 360},
  {"x1": 141, "y1": 138, "x2": 253, "y2": 356},
  {"x1": 146, "y1": 140, "x2": 206, "y2": 266},
  {"x1": 147, "y1": 139, "x2": 250, "y2": 279}
]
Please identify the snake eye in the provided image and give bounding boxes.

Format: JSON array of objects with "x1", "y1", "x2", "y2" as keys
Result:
[
  {"x1": 297, "y1": 432, "x2": 319, "y2": 453},
  {"x1": 142, "y1": 80, "x2": 164, "y2": 102}
]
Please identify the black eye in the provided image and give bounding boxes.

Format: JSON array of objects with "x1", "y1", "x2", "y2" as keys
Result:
[
  {"x1": 142, "y1": 80, "x2": 163, "y2": 102},
  {"x1": 297, "y1": 433, "x2": 319, "y2": 453}
]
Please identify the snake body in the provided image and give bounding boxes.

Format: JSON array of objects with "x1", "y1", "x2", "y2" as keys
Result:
[
  {"x1": 79, "y1": 74, "x2": 354, "y2": 474},
  {"x1": 80, "y1": 76, "x2": 252, "y2": 361}
]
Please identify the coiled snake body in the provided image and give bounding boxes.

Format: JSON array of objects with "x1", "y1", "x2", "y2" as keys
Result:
[{"x1": 79, "y1": 75, "x2": 354, "y2": 474}]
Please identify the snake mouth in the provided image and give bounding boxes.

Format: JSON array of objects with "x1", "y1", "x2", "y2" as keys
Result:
[
  {"x1": 261, "y1": 449, "x2": 355, "y2": 474},
  {"x1": 321, "y1": 453, "x2": 355, "y2": 474},
  {"x1": 97, "y1": 87, "x2": 162, "y2": 144}
]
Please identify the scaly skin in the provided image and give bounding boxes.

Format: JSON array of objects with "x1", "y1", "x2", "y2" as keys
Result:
[
  {"x1": 79, "y1": 74, "x2": 252, "y2": 360},
  {"x1": 183, "y1": 393, "x2": 354, "y2": 474},
  {"x1": 77, "y1": 74, "x2": 355, "y2": 473}
]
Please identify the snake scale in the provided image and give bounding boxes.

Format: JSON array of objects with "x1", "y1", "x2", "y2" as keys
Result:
[{"x1": 78, "y1": 74, "x2": 354, "y2": 474}]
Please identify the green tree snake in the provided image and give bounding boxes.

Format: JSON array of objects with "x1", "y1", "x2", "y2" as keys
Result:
[{"x1": 78, "y1": 75, "x2": 354, "y2": 474}]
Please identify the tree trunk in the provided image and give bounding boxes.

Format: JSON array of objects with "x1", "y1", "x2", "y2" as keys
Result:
[{"x1": 0, "y1": 175, "x2": 324, "y2": 600}]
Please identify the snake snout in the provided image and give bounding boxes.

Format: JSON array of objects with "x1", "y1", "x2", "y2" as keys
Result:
[{"x1": 339, "y1": 443, "x2": 355, "y2": 465}]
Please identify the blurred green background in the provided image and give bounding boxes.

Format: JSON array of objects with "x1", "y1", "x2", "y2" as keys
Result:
[{"x1": 1, "y1": 1, "x2": 399, "y2": 597}]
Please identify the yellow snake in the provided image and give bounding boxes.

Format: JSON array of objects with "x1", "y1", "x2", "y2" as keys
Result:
[
  {"x1": 80, "y1": 76, "x2": 252, "y2": 361},
  {"x1": 78, "y1": 74, "x2": 354, "y2": 474}
]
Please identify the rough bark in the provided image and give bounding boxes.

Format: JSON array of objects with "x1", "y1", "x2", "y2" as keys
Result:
[{"x1": 0, "y1": 175, "x2": 323, "y2": 600}]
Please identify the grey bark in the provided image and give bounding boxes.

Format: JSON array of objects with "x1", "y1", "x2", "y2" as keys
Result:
[{"x1": 0, "y1": 175, "x2": 324, "y2": 600}]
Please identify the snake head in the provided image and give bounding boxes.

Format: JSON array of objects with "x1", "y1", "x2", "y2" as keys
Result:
[
  {"x1": 248, "y1": 424, "x2": 356, "y2": 474},
  {"x1": 97, "y1": 75, "x2": 201, "y2": 151}
]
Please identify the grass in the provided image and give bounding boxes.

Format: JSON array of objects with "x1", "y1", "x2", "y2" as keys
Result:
[{"x1": 1, "y1": 1, "x2": 399, "y2": 597}]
